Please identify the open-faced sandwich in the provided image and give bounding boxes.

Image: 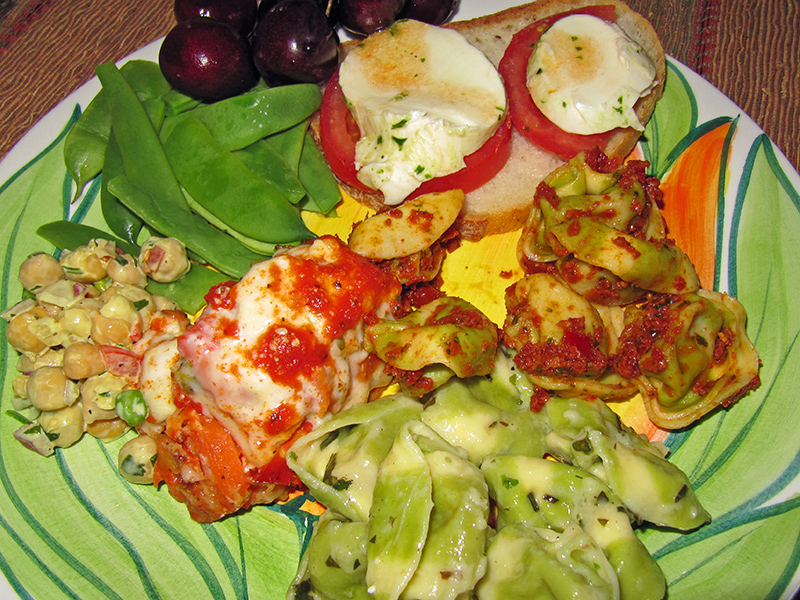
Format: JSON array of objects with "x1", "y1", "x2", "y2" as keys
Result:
[{"x1": 315, "y1": 0, "x2": 666, "y2": 240}]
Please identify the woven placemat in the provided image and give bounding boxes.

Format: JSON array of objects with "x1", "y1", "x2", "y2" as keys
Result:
[{"x1": 0, "y1": 0, "x2": 54, "y2": 50}]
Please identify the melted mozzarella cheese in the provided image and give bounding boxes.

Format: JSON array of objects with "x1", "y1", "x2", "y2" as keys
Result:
[
  {"x1": 174, "y1": 237, "x2": 400, "y2": 468},
  {"x1": 339, "y1": 19, "x2": 506, "y2": 205},
  {"x1": 526, "y1": 14, "x2": 657, "y2": 135}
]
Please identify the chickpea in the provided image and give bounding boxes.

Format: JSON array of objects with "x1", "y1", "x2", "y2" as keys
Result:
[
  {"x1": 59, "y1": 239, "x2": 116, "y2": 283},
  {"x1": 59, "y1": 306, "x2": 94, "y2": 342},
  {"x1": 18, "y1": 253, "x2": 65, "y2": 294},
  {"x1": 27, "y1": 367, "x2": 80, "y2": 411},
  {"x1": 12, "y1": 374, "x2": 29, "y2": 400},
  {"x1": 100, "y1": 294, "x2": 142, "y2": 327},
  {"x1": 91, "y1": 314, "x2": 133, "y2": 346},
  {"x1": 17, "y1": 348, "x2": 63, "y2": 372},
  {"x1": 6, "y1": 306, "x2": 49, "y2": 354},
  {"x1": 86, "y1": 417, "x2": 128, "y2": 441},
  {"x1": 118, "y1": 435, "x2": 158, "y2": 484},
  {"x1": 139, "y1": 237, "x2": 191, "y2": 283},
  {"x1": 108, "y1": 284, "x2": 156, "y2": 323},
  {"x1": 39, "y1": 404, "x2": 84, "y2": 449},
  {"x1": 63, "y1": 342, "x2": 106, "y2": 380},
  {"x1": 81, "y1": 372, "x2": 126, "y2": 421},
  {"x1": 27, "y1": 314, "x2": 65, "y2": 348},
  {"x1": 107, "y1": 254, "x2": 147, "y2": 287},
  {"x1": 152, "y1": 295, "x2": 179, "y2": 312}
]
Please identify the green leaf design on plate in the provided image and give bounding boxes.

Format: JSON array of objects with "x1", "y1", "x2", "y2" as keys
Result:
[
  {"x1": 656, "y1": 498, "x2": 800, "y2": 599},
  {"x1": 639, "y1": 133, "x2": 800, "y2": 599},
  {"x1": 641, "y1": 60, "x2": 698, "y2": 177}
]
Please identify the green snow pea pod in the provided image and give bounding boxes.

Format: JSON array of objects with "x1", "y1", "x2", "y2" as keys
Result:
[
  {"x1": 160, "y1": 88, "x2": 201, "y2": 116},
  {"x1": 264, "y1": 120, "x2": 308, "y2": 172},
  {"x1": 287, "y1": 512, "x2": 371, "y2": 600},
  {"x1": 366, "y1": 421, "x2": 434, "y2": 600},
  {"x1": 234, "y1": 139, "x2": 306, "y2": 204},
  {"x1": 36, "y1": 220, "x2": 139, "y2": 256},
  {"x1": 100, "y1": 131, "x2": 143, "y2": 245},
  {"x1": 181, "y1": 192, "x2": 281, "y2": 257},
  {"x1": 164, "y1": 117, "x2": 313, "y2": 245},
  {"x1": 159, "y1": 84, "x2": 322, "y2": 151},
  {"x1": 297, "y1": 129, "x2": 342, "y2": 215},
  {"x1": 476, "y1": 523, "x2": 618, "y2": 600},
  {"x1": 100, "y1": 94, "x2": 167, "y2": 245},
  {"x1": 288, "y1": 395, "x2": 423, "y2": 522},
  {"x1": 145, "y1": 264, "x2": 229, "y2": 314},
  {"x1": 65, "y1": 60, "x2": 171, "y2": 197},
  {"x1": 95, "y1": 62, "x2": 263, "y2": 277},
  {"x1": 64, "y1": 91, "x2": 109, "y2": 198},
  {"x1": 107, "y1": 175, "x2": 263, "y2": 279}
]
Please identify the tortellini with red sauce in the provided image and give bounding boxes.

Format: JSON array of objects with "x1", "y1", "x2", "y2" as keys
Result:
[{"x1": 505, "y1": 150, "x2": 760, "y2": 428}]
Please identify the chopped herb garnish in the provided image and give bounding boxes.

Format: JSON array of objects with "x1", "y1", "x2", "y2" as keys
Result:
[
  {"x1": 120, "y1": 454, "x2": 146, "y2": 477},
  {"x1": 501, "y1": 475, "x2": 519, "y2": 489},
  {"x1": 332, "y1": 478, "x2": 353, "y2": 491},
  {"x1": 392, "y1": 136, "x2": 407, "y2": 149},
  {"x1": 392, "y1": 118, "x2": 408, "y2": 129},
  {"x1": 6, "y1": 410, "x2": 33, "y2": 425}
]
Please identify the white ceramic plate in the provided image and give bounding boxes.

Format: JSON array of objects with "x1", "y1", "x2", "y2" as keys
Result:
[{"x1": 1, "y1": 1, "x2": 800, "y2": 598}]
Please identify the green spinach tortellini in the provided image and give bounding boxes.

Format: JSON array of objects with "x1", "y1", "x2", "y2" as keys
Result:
[
  {"x1": 286, "y1": 511, "x2": 370, "y2": 600},
  {"x1": 481, "y1": 455, "x2": 666, "y2": 600},
  {"x1": 544, "y1": 396, "x2": 709, "y2": 530},
  {"x1": 287, "y1": 354, "x2": 706, "y2": 600},
  {"x1": 288, "y1": 395, "x2": 423, "y2": 522}
]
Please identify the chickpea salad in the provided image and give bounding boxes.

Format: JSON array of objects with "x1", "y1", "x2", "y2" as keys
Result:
[{"x1": 2, "y1": 237, "x2": 192, "y2": 463}]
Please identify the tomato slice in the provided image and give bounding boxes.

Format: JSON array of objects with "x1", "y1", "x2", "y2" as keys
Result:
[
  {"x1": 498, "y1": 5, "x2": 625, "y2": 160},
  {"x1": 318, "y1": 71, "x2": 513, "y2": 201}
]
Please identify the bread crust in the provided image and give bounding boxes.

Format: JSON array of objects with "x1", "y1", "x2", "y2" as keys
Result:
[{"x1": 315, "y1": 0, "x2": 666, "y2": 241}]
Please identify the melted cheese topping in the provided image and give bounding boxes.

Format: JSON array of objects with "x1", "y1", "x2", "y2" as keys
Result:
[
  {"x1": 339, "y1": 19, "x2": 506, "y2": 205},
  {"x1": 174, "y1": 237, "x2": 401, "y2": 467},
  {"x1": 527, "y1": 14, "x2": 657, "y2": 135}
]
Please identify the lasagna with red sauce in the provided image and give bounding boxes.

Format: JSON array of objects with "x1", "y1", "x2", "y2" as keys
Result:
[{"x1": 149, "y1": 236, "x2": 402, "y2": 522}]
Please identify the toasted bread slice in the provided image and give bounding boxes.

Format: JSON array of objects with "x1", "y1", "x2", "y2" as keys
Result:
[{"x1": 314, "y1": 0, "x2": 665, "y2": 241}]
